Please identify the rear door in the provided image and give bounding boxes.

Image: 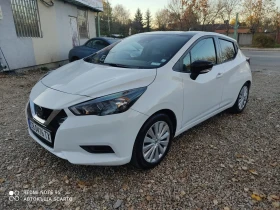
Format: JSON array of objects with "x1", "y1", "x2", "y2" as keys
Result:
[{"x1": 216, "y1": 38, "x2": 241, "y2": 108}]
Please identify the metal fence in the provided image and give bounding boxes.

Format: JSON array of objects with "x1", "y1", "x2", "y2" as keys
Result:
[{"x1": 11, "y1": 0, "x2": 41, "y2": 37}]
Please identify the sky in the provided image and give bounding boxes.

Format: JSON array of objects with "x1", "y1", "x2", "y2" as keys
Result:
[
  {"x1": 110, "y1": 0, "x2": 280, "y2": 18},
  {"x1": 109, "y1": 0, "x2": 169, "y2": 17}
]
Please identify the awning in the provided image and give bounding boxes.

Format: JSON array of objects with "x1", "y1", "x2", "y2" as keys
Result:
[{"x1": 61, "y1": 0, "x2": 103, "y2": 12}]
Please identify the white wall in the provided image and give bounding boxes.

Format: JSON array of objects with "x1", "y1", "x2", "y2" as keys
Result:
[
  {"x1": 0, "y1": 0, "x2": 36, "y2": 70},
  {"x1": 33, "y1": 0, "x2": 97, "y2": 64}
]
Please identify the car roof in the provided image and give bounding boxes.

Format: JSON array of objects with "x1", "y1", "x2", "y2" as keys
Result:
[{"x1": 140, "y1": 31, "x2": 237, "y2": 43}]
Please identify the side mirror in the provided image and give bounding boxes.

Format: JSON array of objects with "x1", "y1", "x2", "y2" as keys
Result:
[{"x1": 190, "y1": 60, "x2": 214, "y2": 80}]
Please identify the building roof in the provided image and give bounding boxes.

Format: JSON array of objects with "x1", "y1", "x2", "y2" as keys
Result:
[{"x1": 61, "y1": 0, "x2": 103, "y2": 12}]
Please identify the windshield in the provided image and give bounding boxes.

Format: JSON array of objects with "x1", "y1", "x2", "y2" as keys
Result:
[{"x1": 84, "y1": 34, "x2": 192, "y2": 69}]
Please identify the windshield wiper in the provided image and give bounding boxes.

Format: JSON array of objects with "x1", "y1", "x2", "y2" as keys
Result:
[{"x1": 105, "y1": 63, "x2": 140, "y2": 69}]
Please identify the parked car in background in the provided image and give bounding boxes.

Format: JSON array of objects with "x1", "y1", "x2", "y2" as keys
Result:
[
  {"x1": 27, "y1": 32, "x2": 252, "y2": 169},
  {"x1": 68, "y1": 37, "x2": 119, "y2": 62}
]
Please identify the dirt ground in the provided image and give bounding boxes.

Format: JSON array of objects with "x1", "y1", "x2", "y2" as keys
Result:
[{"x1": 0, "y1": 69, "x2": 279, "y2": 210}]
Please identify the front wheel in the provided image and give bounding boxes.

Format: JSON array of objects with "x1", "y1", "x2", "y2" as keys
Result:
[
  {"x1": 229, "y1": 83, "x2": 250, "y2": 113},
  {"x1": 131, "y1": 114, "x2": 174, "y2": 170}
]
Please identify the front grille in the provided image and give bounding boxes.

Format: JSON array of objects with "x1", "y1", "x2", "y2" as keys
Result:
[
  {"x1": 34, "y1": 103, "x2": 52, "y2": 120},
  {"x1": 27, "y1": 103, "x2": 67, "y2": 148}
]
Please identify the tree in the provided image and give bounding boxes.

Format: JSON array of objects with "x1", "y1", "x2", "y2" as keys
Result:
[
  {"x1": 145, "y1": 9, "x2": 152, "y2": 32},
  {"x1": 222, "y1": 0, "x2": 240, "y2": 35},
  {"x1": 154, "y1": 9, "x2": 170, "y2": 30},
  {"x1": 167, "y1": 0, "x2": 185, "y2": 30},
  {"x1": 112, "y1": 4, "x2": 130, "y2": 25},
  {"x1": 99, "y1": 0, "x2": 113, "y2": 36},
  {"x1": 242, "y1": 0, "x2": 277, "y2": 32},
  {"x1": 111, "y1": 4, "x2": 131, "y2": 36},
  {"x1": 132, "y1": 8, "x2": 144, "y2": 33}
]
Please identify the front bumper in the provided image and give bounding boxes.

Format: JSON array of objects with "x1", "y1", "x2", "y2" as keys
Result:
[{"x1": 26, "y1": 100, "x2": 148, "y2": 166}]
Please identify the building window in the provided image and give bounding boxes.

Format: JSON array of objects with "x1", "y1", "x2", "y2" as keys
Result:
[
  {"x1": 11, "y1": 0, "x2": 41, "y2": 38},
  {"x1": 78, "y1": 8, "x2": 89, "y2": 39}
]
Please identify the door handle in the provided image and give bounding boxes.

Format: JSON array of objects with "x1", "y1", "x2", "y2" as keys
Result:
[{"x1": 216, "y1": 73, "x2": 223, "y2": 78}]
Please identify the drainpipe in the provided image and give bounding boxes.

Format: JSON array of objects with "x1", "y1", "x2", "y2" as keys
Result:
[{"x1": 97, "y1": 12, "x2": 100, "y2": 37}]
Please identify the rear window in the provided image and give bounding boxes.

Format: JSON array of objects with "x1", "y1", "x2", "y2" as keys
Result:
[{"x1": 219, "y1": 39, "x2": 236, "y2": 63}]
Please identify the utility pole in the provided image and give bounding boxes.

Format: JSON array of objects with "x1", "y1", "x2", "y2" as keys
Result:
[
  {"x1": 107, "y1": 0, "x2": 110, "y2": 35},
  {"x1": 234, "y1": 13, "x2": 239, "y2": 41},
  {"x1": 97, "y1": 12, "x2": 100, "y2": 37}
]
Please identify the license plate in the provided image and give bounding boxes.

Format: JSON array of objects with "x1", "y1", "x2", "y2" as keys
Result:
[{"x1": 29, "y1": 120, "x2": 52, "y2": 143}]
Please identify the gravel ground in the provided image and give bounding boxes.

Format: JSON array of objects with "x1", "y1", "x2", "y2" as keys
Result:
[{"x1": 0, "y1": 69, "x2": 279, "y2": 210}]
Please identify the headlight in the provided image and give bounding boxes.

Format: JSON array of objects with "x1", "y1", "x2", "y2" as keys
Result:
[{"x1": 69, "y1": 87, "x2": 147, "y2": 116}]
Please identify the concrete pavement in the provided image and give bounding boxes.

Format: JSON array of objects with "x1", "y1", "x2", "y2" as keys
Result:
[{"x1": 242, "y1": 50, "x2": 280, "y2": 71}]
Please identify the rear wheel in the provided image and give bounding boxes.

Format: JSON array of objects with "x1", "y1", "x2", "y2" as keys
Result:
[
  {"x1": 229, "y1": 83, "x2": 250, "y2": 113},
  {"x1": 131, "y1": 114, "x2": 173, "y2": 169}
]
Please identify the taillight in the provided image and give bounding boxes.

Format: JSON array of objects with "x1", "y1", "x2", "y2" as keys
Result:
[{"x1": 246, "y1": 57, "x2": 250, "y2": 65}]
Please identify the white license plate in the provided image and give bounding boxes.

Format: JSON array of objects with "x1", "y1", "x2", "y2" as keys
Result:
[{"x1": 29, "y1": 120, "x2": 52, "y2": 143}]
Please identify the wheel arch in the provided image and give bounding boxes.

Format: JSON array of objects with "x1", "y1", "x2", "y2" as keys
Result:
[{"x1": 147, "y1": 109, "x2": 177, "y2": 137}]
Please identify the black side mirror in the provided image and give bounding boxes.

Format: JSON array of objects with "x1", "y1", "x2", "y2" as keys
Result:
[{"x1": 190, "y1": 60, "x2": 214, "y2": 80}]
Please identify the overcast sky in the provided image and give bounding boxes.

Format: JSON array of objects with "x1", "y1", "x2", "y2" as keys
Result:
[
  {"x1": 110, "y1": 0, "x2": 169, "y2": 17},
  {"x1": 110, "y1": 0, "x2": 280, "y2": 18}
]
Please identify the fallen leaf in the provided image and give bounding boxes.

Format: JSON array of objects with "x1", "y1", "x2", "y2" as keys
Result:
[
  {"x1": 122, "y1": 184, "x2": 129, "y2": 191},
  {"x1": 180, "y1": 191, "x2": 186, "y2": 196},
  {"x1": 251, "y1": 193, "x2": 262, "y2": 201},
  {"x1": 0, "y1": 178, "x2": 5, "y2": 184},
  {"x1": 236, "y1": 154, "x2": 243, "y2": 158},
  {"x1": 221, "y1": 164, "x2": 226, "y2": 168},
  {"x1": 224, "y1": 207, "x2": 230, "y2": 210},
  {"x1": 77, "y1": 181, "x2": 86, "y2": 189},
  {"x1": 249, "y1": 169, "x2": 258, "y2": 175},
  {"x1": 270, "y1": 162, "x2": 278, "y2": 167},
  {"x1": 146, "y1": 195, "x2": 152, "y2": 201},
  {"x1": 272, "y1": 202, "x2": 280, "y2": 208},
  {"x1": 268, "y1": 195, "x2": 280, "y2": 201}
]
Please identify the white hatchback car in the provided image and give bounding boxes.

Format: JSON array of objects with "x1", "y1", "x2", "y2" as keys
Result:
[{"x1": 26, "y1": 32, "x2": 252, "y2": 169}]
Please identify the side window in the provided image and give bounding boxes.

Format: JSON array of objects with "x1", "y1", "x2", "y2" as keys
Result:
[
  {"x1": 181, "y1": 38, "x2": 216, "y2": 72},
  {"x1": 183, "y1": 53, "x2": 191, "y2": 72},
  {"x1": 86, "y1": 40, "x2": 109, "y2": 49},
  {"x1": 219, "y1": 39, "x2": 236, "y2": 63},
  {"x1": 191, "y1": 38, "x2": 217, "y2": 64},
  {"x1": 93, "y1": 40, "x2": 109, "y2": 50},
  {"x1": 85, "y1": 40, "x2": 94, "y2": 48}
]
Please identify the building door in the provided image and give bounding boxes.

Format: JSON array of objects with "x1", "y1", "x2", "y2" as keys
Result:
[{"x1": 69, "y1": 17, "x2": 79, "y2": 47}]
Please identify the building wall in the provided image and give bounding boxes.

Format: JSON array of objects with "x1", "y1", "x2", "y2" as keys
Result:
[
  {"x1": 0, "y1": 0, "x2": 97, "y2": 70},
  {"x1": 0, "y1": 0, "x2": 36, "y2": 70},
  {"x1": 33, "y1": 0, "x2": 60, "y2": 65}
]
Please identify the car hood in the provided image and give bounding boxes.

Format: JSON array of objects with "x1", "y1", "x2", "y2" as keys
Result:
[{"x1": 41, "y1": 60, "x2": 156, "y2": 98}]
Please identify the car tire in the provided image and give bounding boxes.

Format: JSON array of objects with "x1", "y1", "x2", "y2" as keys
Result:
[
  {"x1": 229, "y1": 82, "x2": 250, "y2": 114},
  {"x1": 131, "y1": 113, "x2": 174, "y2": 170}
]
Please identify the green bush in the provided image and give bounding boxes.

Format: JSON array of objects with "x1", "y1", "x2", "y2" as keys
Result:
[{"x1": 252, "y1": 34, "x2": 275, "y2": 48}]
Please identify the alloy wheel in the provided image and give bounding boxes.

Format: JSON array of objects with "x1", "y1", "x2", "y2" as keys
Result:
[
  {"x1": 238, "y1": 85, "x2": 249, "y2": 110},
  {"x1": 142, "y1": 121, "x2": 170, "y2": 163}
]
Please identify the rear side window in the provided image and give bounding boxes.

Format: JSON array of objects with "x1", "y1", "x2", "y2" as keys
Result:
[{"x1": 219, "y1": 39, "x2": 236, "y2": 63}]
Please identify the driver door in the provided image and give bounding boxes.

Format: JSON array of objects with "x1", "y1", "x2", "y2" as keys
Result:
[{"x1": 179, "y1": 37, "x2": 225, "y2": 127}]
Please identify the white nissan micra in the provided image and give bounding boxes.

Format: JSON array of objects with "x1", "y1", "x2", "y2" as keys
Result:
[{"x1": 26, "y1": 31, "x2": 252, "y2": 169}]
